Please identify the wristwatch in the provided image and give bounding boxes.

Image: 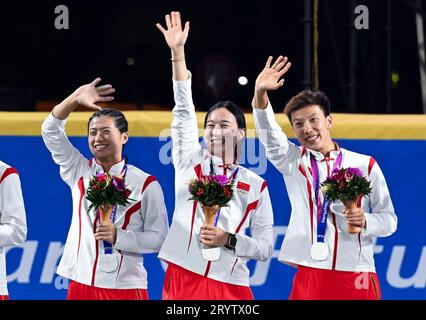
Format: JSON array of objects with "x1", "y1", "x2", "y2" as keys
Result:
[{"x1": 224, "y1": 233, "x2": 237, "y2": 250}]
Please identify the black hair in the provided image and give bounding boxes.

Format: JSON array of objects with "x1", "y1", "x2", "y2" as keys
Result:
[
  {"x1": 88, "y1": 108, "x2": 129, "y2": 162},
  {"x1": 284, "y1": 90, "x2": 331, "y2": 124},
  {"x1": 204, "y1": 100, "x2": 246, "y2": 130},
  {"x1": 88, "y1": 108, "x2": 128, "y2": 133},
  {"x1": 203, "y1": 100, "x2": 246, "y2": 162}
]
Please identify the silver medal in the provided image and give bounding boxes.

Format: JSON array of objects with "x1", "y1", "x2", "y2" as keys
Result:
[
  {"x1": 99, "y1": 254, "x2": 119, "y2": 273},
  {"x1": 310, "y1": 242, "x2": 329, "y2": 261},
  {"x1": 202, "y1": 246, "x2": 221, "y2": 261}
]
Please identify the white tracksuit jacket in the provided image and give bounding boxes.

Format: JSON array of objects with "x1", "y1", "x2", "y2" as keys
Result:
[
  {"x1": 42, "y1": 114, "x2": 168, "y2": 289},
  {"x1": 0, "y1": 161, "x2": 27, "y2": 295},
  {"x1": 253, "y1": 103, "x2": 397, "y2": 272},
  {"x1": 158, "y1": 75, "x2": 274, "y2": 287}
]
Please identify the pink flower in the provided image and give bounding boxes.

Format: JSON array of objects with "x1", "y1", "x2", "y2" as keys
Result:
[
  {"x1": 331, "y1": 168, "x2": 347, "y2": 183},
  {"x1": 112, "y1": 177, "x2": 126, "y2": 191},
  {"x1": 332, "y1": 168, "x2": 340, "y2": 176},
  {"x1": 213, "y1": 175, "x2": 229, "y2": 186},
  {"x1": 347, "y1": 167, "x2": 362, "y2": 178},
  {"x1": 95, "y1": 173, "x2": 107, "y2": 182}
]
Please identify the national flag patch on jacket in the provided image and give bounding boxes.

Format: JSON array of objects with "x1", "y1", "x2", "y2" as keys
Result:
[{"x1": 237, "y1": 181, "x2": 250, "y2": 192}]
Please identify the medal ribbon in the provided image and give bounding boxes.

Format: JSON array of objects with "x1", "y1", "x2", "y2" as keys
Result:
[
  {"x1": 99, "y1": 164, "x2": 128, "y2": 255},
  {"x1": 209, "y1": 160, "x2": 239, "y2": 227},
  {"x1": 310, "y1": 151, "x2": 342, "y2": 243}
]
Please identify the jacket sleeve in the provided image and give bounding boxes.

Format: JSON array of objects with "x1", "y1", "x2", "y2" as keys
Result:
[
  {"x1": 234, "y1": 185, "x2": 274, "y2": 261},
  {"x1": 114, "y1": 180, "x2": 169, "y2": 254},
  {"x1": 171, "y1": 72, "x2": 203, "y2": 171},
  {"x1": 363, "y1": 161, "x2": 397, "y2": 238},
  {"x1": 253, "y1": 102, "x2": 301, "y2": 175},
  {"x1": 0, "y1": 171, "x2": 27, "y2": 247},
  {"x1": 41, "y1": 113, "x2": 88, "y2": 187}
]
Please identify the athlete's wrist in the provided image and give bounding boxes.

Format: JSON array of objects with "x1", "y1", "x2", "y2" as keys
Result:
[{"x1": 224, "y1": 232, "x2": 237, "y2": 250}]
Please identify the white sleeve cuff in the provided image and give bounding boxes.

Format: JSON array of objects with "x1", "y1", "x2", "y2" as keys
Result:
[
  {"x1": 47, "y1": 112, "x2": 68, "y2": 128},
  {"x1": 363, "y1": 213, "x2": 379, "y2": 237},
  {"x1": 113, "y1": 228, "x2": 130, "y2": 251},
  {"x1": 252, "y1": 101, "x2": 274, "y2": 115}
]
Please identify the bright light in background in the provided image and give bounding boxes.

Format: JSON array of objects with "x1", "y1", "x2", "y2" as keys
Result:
[
  {"x1": 238, "y1": 76, "x2": 248, "y2": 86},
  {"x1": 391, "y1": 71, "x2": 400, "y2": 87},
  {"x1": 126, "y1": 57, "x2": 135, "y2": 66}
]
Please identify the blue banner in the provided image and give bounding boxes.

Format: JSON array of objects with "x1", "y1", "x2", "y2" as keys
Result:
[{"x1": 1, "y1": 137, "x2": 425, "y2": 300}]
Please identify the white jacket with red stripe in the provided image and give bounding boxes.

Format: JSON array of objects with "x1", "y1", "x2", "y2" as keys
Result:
[
  {"x1": 0, "y1": 161, "x2": 27, "y2": 296},
  {"x1": 41, "y1": 114, "x2": 169, "y2": 289},
  {"x1": 253, "y1": 103, "x2": 397, "y2": 272},
  {"x1": 158, "y1": 75, "x2": 274, "y2": 287}
]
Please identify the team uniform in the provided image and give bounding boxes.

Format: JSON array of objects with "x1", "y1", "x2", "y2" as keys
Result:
[
  {"x1": 41, "y1": 114, "x2": 169, "y2": 300},
  {"x1": 253, "y1": 103, "x2": 397, "y2": 300},
  {"x1": 0, "y1": 161, "x2": 27, "y2": 300},
  {"x1": 158, "y1": 74, "x2": 274, "y2": 300}
]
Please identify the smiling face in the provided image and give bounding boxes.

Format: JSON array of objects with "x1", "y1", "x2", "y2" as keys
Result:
[
  {"x1": 291, "y1": 105, "x2": 334, "y2": 155},
  {"x1": 203, "y1": 107, "x2": 245, "y2": 163},
  {"x1": 88, "y1": 116, "x2": 128, "y2": 165}
]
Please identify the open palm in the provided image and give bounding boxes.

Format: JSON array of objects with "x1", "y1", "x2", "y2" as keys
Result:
[
  {"x1": 74, "y1": 78, "x2": 115, "y2": 110},
  {"x1": 156, "y1": 11, "x2": 190, "y2": 51},
  {"x1": 255, "y1": 56, "x2": 292, "y2": 92}
]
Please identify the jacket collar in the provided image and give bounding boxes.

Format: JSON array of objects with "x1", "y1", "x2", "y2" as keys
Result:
[
  {"x1": 207, "y1": 153, "x2": 239, "y2": 174},
  {"x1": 307, "y1": 141, "x2": 341, "y2": 162},
  {"x1": 93, "y1": 158, "x2": 126, "y2": 176}
]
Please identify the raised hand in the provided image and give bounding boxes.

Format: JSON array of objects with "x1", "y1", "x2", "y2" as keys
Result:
[
  {"x1": 156, "y1": 11, "x2": 190, "y2": 56},
  {"x1": 255, "y1": 56, "x2": 292, "y2": 93},
  {"x1": 73, "y1": 78, "x2": 115, "y2": 111},
  {"x1": 52, "y1": 78, "x2": 115, "y2": 120}
]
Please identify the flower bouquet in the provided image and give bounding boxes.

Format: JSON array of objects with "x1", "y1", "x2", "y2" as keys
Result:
[
  {"x1": 86, "y1": 172, "x2": 134, "y2": 222},
  {"x1": 188, "y1": 174, "x2": 235, "y2": 261},
  {"x1": 86, "y1": 172, "x2": 134, "y2": 273},
  {"x1": 321, "y1": 167, "x2": 372, "y2": 234}
]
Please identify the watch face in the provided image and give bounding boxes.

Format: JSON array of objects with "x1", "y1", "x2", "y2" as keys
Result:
[{"x1": 229, "y1": 235, "x2": 237, "y2": 247}]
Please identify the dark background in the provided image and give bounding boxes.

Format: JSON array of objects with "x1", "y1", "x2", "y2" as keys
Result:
[{"x1": 0, "y1": 0, "x2": 424, "y2": 113}]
